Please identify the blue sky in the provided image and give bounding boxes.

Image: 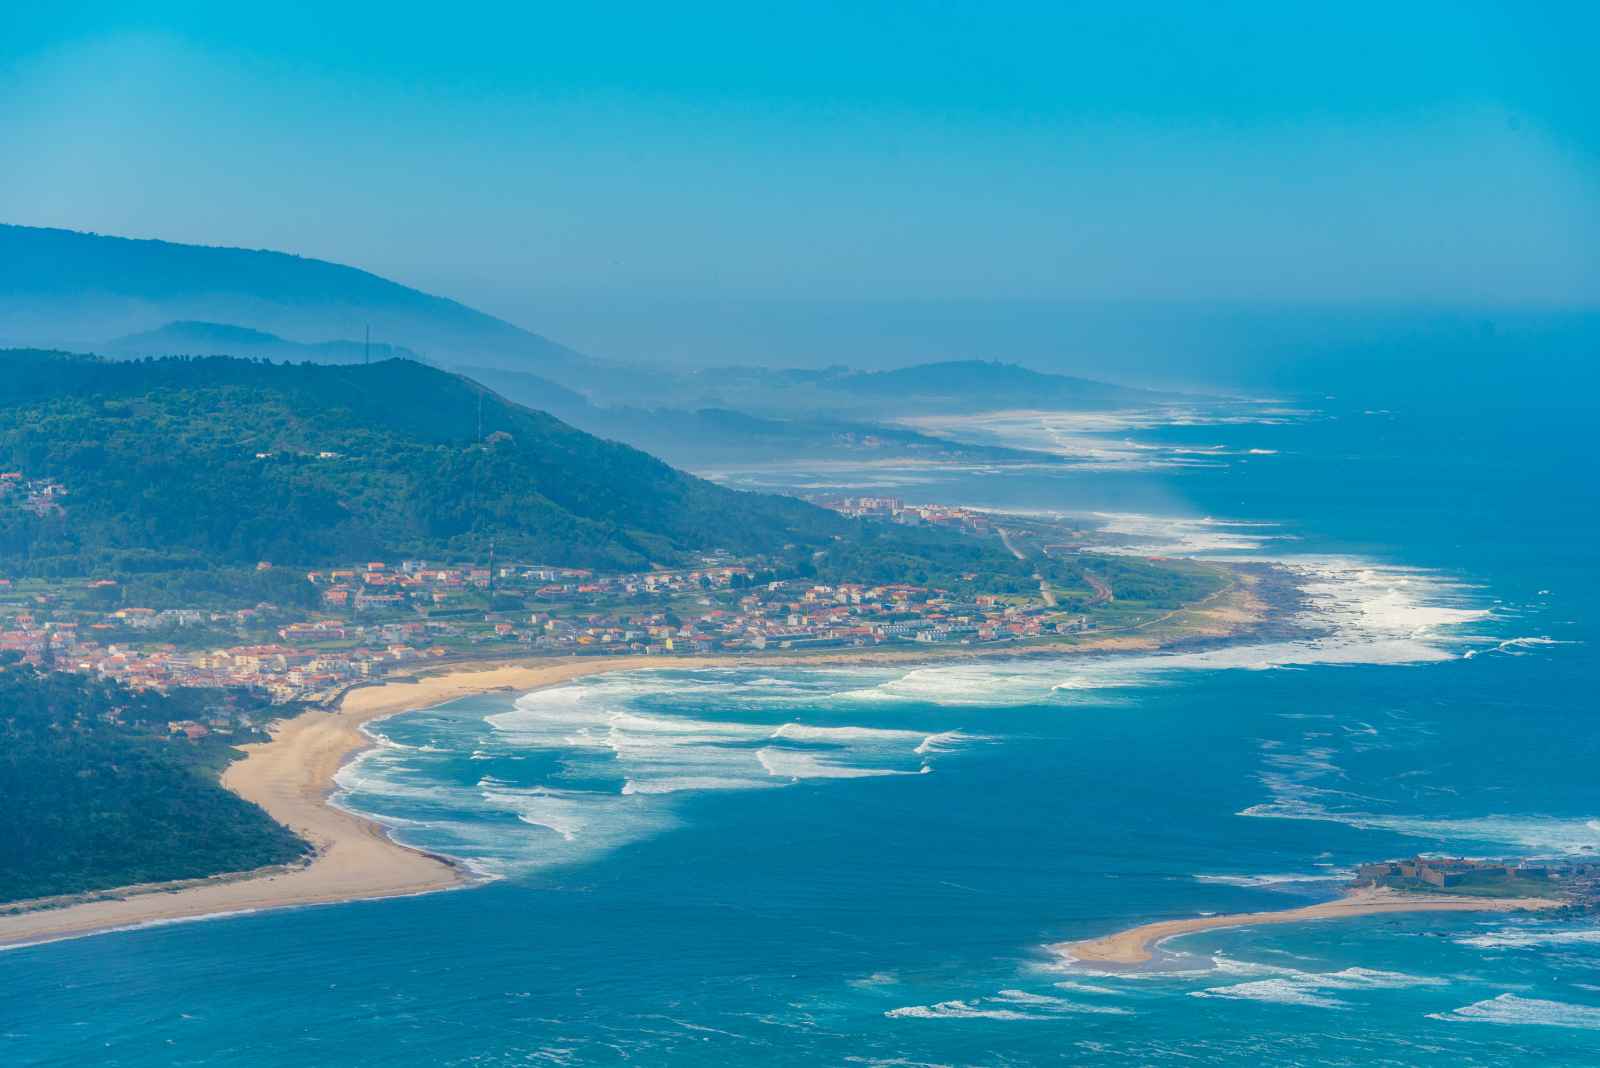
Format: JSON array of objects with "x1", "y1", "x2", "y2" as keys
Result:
[{"x1": 3, "y1": 2, "x2": 1596, "y2": 351}]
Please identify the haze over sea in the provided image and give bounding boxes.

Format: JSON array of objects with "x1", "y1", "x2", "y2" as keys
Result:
[{"x1": 7, "y1": 353, "x2": 1598, "y2": 1065}]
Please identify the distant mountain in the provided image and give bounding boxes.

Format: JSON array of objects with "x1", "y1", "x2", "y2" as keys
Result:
[
  {"x1": 105, "y1": 320, "x2": 428, "y2": 365},
  {"x1": 0, "y1": 224, "x2": 1176, "y2": 421},
  {"x1": 463, "y1": 365, "x2": 1058, "y2": 467},
  {"x1": 479, "y1": 358, "x2": 1175, "y2": 420},
  {"x1": 656, "y1": 360, "x2": 1173, "y2": 415},
  {"x1": 814, "y1": 360, "x2": 1164, "y2": 409},
  {"x1": 0, "y1": 224, "x2": 589, "y2": 376}
]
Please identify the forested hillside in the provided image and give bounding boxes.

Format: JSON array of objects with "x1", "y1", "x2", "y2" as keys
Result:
[
  {"x1": 0, "y1": 661, "x2": 308, "y2": 902},
  {"x1": 0, "y1": 351, "x2": 845, "y2": 574}
]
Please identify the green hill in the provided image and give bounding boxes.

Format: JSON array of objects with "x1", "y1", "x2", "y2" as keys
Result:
[
  {"x1": 0, "y1": 662, "x2": 309, "y2": 903},
  {"x1": 0, "y1": 351, "x2": 1214, "y2": 603},
  {"x1": 0, "y1": 351, "x2": 845, "y2": 575}
]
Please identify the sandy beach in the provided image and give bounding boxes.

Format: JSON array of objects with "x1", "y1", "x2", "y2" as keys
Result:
[
  {"x1": 0, "y1": 579, "x2": 1268, "y2": 951},
  {"x1": 1055, "y1": 887, "x2": 1565, "y2": 966},
  {"x1": 0, "y1": 656, "x2": 683, "y2": 950}
]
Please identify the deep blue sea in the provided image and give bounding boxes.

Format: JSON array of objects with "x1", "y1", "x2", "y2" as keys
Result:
[{"x1": 7, "y1": 366, "x2": 1600, "y2": 1065}]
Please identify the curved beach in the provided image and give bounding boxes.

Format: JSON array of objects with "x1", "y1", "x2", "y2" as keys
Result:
[
  {"x1": 0, "y1": 658, "x2": 666, "y2": 950},
  {"x1": 1056, "y1": 887, "x2": 1565, "y2": 966},
  {"x1": 0, "y1": 585, "x2": 1269, "y2": 952}
]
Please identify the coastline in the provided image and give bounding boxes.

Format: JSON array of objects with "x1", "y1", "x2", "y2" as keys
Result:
[
  {"x1": 0, "y1": 573, "x2": 1271, "y2": 951},
  {"x1": 1054, "y1": 887, "x2": 1565, "y2": 966},
  {"x1": 0, "y1": 656, "x2": 690, "y2": 951}
]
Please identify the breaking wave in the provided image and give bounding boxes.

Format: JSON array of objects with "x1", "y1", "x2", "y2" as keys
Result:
[
  {"x1": 886, "y1": 989, "x2": 1132, "y2": 1021},
  {"x1": 1189, "y1": 965, "x2": 1444, "y2": 1010},
  {"x1": 1454, "y1": 925, "x2": 1600, "y2": 950},
  {"x1": 336, "y1": 673, "x2": 988, "y2": 876},
  {"x1": 1428, "y1": 993, "x2": 1600, "y2": 1030}
]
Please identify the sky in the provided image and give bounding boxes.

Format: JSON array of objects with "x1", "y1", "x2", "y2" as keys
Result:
[{"x1": 3, "y1": 2, "x2": 1597, "y2": 371}]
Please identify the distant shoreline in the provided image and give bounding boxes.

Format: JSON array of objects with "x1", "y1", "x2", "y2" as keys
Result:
[
  {"x1": 1053, "y1": 887, "x2": 1565, "y2": 967},
  {"x1": 0, "y1": 574, "x2": 1274, "y2": 951}
]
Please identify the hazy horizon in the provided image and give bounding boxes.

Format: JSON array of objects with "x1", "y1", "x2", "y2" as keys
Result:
[{"x1": 5, "y1": 3, "x2": 1597, "y2": 371}]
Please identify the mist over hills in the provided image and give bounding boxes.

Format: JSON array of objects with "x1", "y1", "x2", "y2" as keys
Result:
[
  {"x1": 0, "y1": 224, "x2": 588, "y2": 376},
  {"x1": 106, "y1": 321, "x2": 427, "y2": 365},
  {"x1": 659, "y1": 360, "x2": 1168, "y2": 415},
  {"x1": 1, "y1": 224, "x2": 1173, "y2": 424},
  {"x1": 463, "y1": 365, "x2": 1070, "y2": 467}
]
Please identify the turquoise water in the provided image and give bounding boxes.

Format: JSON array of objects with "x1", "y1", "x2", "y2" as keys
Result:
[{"x1": 7, "y1": 382, "x2": 1600, "y2": 1065}]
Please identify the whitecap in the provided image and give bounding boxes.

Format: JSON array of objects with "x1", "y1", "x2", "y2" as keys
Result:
[
  {"x1": 1191, "y1": 966, "x2": 1443, "y2": 1010},
  {"x1": 886, "y1": 990, "x2": 1131, "y2": 1021},
  {"x1": 1454, "y1": 926, "x2": 1600, "y2": 950},
  {"x1": 1428, "y1": 993, "x2": 1600, "y2": 1030},
  {"x1": 1191, "y1": 871, "x2": 1349, "y2": 889},
  {"x1": 756, "y1": 748, "x2": 922, "y2": 780}
]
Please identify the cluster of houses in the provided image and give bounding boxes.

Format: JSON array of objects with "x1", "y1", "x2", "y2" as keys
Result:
[
  {"x1": 814, "y1": 496, "x2": 997, "y2": 535},
  {"x1": 90, "y1": 640, "x2": 451, "y2": 701},
  {"x1": 2, "y1": 549, "x2": 1093, "y2": 704},
  {"x1": 0, "y1": 472, "x2": 68, "y2": 516},
  {"x1": 682, "y1": 581, "x2": 1089, "y2": 651},
  {"x1": 1, "y1": 609, "x2": 456, "y2": 702},
  {"x1": 305, "y1": 558, "x2": 755, "y2": 611}
]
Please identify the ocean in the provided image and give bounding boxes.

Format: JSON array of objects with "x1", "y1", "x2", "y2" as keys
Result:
[{"x1": 6, "y1": 368, "x2": 1599, "y2": 1065}]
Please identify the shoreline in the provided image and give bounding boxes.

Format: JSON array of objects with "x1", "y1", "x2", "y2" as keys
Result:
[
  {"x1": 0, "y1": 574, "x2": 1273, "y2": 951},
  {"x1": 0, "y1": 656, "x2": 695, "y2": 951},
  {"x1": 1053, "y1": 887, "x2": 1565, "y2": 966}
]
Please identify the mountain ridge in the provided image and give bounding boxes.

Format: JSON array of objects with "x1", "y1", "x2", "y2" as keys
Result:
[
  {"x1": 0, "y1": 224, "x2": 589, "y2": 375},
  {"x1": 106, "y1": 320, "x2": 428, "y2": 365}
]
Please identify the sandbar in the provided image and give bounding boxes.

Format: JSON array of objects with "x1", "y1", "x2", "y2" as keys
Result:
[{"x1": 1055, "y1": 887, "x2": 1565, "y2": 966}]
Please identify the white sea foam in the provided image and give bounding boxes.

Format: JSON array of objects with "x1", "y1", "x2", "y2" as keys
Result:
[
  {"x1": 1191, "y1": 966, "x2": 1443, "y2": 1010},
  {"x1": 1454, "y1": 926, "x2": 1600, "y2": 950},
  {"x1": 337, "y1": 669, "x2": 986, "y2": 874},
  {"x1": 1053, "y1": 980, "x2": 1124, "y2": 996},
  {"x1": 1192, "y1": 871, "x2": 1349, "y2": 889},
  {"x1": 828, "y1": 553, "x2": 1497, "y2": 713},
  {"x1": 885, "y1": 1000, "x2": 1038, "y2": 1021},
  {"x1": 914, "y1": 730, "x2": 979, "y2": 755},
  {"x1": 756, "y1": 748, "x2": 925, "y2": 780},
  {"x1": 1089, "y1": 512, "x2": 1285, "y2": 556},
  {"x1": 620, "y1": 776, "x2": 770, "y2": 795},
  {"x1": 1428, "y1": 993, "x2": 1600, "y2": 1030},
  {"x1": 896, "y1": 405, "x2": 1296, "y2": 473},
  {"x1": 885, "y1": 990, "x2": 1131, "y2": 1021},
  {"x1": 1462, "y1": 635, "x2": 1577, "y2": 659},
  {"x1": 1240, "y1": 801, "x2": 1600, "y2": 856},
  {"x1": 769, "y1": 722, "x2": 928, "y2": 744},
  {"x1": 1190, "y1": 978, "x2": 1349, "y2": 1009}
]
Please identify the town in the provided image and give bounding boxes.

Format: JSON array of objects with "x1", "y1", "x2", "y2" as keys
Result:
[{"x1": 0, "y1": 551, "x2": 1103, "y2": 707}]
